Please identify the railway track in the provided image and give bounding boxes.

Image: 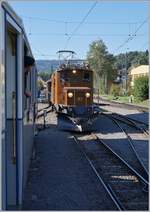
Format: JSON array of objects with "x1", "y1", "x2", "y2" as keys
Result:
[
  {"x1": 94, "y1": 97, "x2": 148, "y2": 113},
  {"x1": 101, "y1": 112, "x2": 149, "y2": 176},
  {"x1": 37, "y1": 105, "x2": 51, "y2": 113},
  {"x1": 73, "y1": 133, "x2": 148, "y2": 210},
  {"x1": 37, "y1": 105, "x2": 53, "y2": 119},
  {"x1": 110, "y1": 112, "x2": 149, "y2": 136}
]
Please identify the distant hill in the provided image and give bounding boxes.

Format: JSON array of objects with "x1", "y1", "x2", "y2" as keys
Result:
[
  {"x1": 36, "y1": 59, "x2": 86, "y2": 73},
  {"x1": 36, "y1": 60, "x2": 60, "y2": 73}
]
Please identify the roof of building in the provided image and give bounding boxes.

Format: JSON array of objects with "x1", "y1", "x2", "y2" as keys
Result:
[{"x1": 129, "y1": 65, "x2": 149, "y2": 75}]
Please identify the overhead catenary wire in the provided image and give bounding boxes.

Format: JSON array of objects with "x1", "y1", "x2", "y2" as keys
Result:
[
  {"x1": 22, "y1": 15, "x2": 143, "y2": 25},
  {"x1": 27, "y1": 32, "x2": 144, "y2": 37},
  {"x1": 31, "y1": 44, "x2": 56, "y2": 58},
  {"x1": 140, "y1": 41, "x2": 149, "y2": 49},
  {"x1": 64, "y1": 1, "x2": 98, "y2": 49},
  {"x1": 24, "y1": 8, "x2": 148, "y2": 58},
  {"x1": 113, "y1": 17, "x2": 148, "y2": 54}
]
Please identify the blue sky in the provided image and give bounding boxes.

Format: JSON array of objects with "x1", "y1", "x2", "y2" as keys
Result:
[{"x1": 9, "y1": 1, "x2": 149, "y2": 60}]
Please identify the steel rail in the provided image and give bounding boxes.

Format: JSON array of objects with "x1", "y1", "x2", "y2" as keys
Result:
[
  {"x1": 107, "y1": 113, "x2": 149, "y2": 137},
  {"x1": 73, "y1": 135, "x2": 125, "y2": 211},
  {"x1": 101, "y1": 111, "x2": 148, "y2": 137},
  {"x1": 107, "y1": 115, "x2": 148, "y2": 177},
  {"x1": 91, "y1": 133, "x2": 149, "y2": 186},
  {"x1": 37, "y1": 104, "x2": 52, "y2": 113},
  {"x1": 115, "y1": 113, "x2": 148, "y2": 127},
  {"x1": 111, "y1": 113, "x2": 149, "y2": 135},
  {"x1": 94, "y1": 97, "x2": 148, "y2": 112},
  {"x1": 37, "y1": 107, "x2": 53, "y2": 119},
  {"x1": 119, "y1": 115, "x2": 149, "y2": 136},
  {"x1": 99, "y1": 114, "x2": 149, "y2": 184}
]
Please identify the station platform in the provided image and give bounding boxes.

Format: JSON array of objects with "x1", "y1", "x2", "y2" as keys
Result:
[{"x1": 22, "y1": 123, "x2": 117, "y2": 210}]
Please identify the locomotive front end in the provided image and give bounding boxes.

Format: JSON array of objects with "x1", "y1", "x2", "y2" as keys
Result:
[
  {"x1": 64, "y1": 87, "x2": 92, "y2": 107},
  {"x1": 57, "y1": 68, "x2": 99, "y2": 132},
  {"x1": 51, "y1": 50, "x2": 99, "y2": 132}
]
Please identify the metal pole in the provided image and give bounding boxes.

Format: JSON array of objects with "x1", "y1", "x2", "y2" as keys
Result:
[
  {"x1": 73, "y1": 90, "x2": 75, "y2": 105},
  {"x1": 125, "y1": 52, "x2": 127, "y2": 93},
  {"x1": 125, "y1": 48, "x2": 129, "y2": 94},
  {"x1": 98, "y1": 88, "x2": 100, "y2": 104},
  {"x1": 43, "y1": 109, "x2": 47, "y2": 129},
  {"x1": 12, "y1": 91, "x2": 16, "y2": 164}
]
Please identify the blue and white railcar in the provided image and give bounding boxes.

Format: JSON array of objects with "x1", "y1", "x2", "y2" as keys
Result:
[{"x1": 0, "y1": 1, "x2": 37, "y2": 209}]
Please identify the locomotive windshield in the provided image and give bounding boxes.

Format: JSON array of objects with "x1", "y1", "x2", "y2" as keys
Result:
[{"x1": 60, "y1": 69, "x2": 91, "y2": 83}]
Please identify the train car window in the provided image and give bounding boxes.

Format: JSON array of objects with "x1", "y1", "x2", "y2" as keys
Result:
[
  {"x1": 83, "y1": 72, "x2": 90, "y2": 81},
  {"x1": 24, "y1": 55, "x2": 35, "y2": 111},
  {"x1": 8, "y1": 31, "x2": 16, "y2": 56},
  {"x1": 24, "y1": 72, "x2": 27, "y2": 109},
  {"x1": 24, "y1": 71, "x2": 31, "y2": 110},
  {"x1": 6, "y1": 30, "x2": 17, "y2": 119}
]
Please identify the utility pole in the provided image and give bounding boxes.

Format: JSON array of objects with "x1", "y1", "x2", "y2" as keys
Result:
[
  {"x1": 98, "y1": 88, "x2": 100, "y2": 104},
  {"x1": 125, "y1": 52, "x2": 127, "y2": 94},
  {"x1": 43, "y1": 109, "x2": 47, "y2": 129},
  {"x1": 125, "y1": 48, "x2": 129, "y2": 94}
]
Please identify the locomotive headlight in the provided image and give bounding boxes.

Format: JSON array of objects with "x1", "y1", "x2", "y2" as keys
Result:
[
  {"x1": 72, "y1": 70, "x2": 76, "y2": 74},
  {"x1": 68, "y1": 92, "x2": 73, "y2": 98},
  {"x1": 85, "y1": 92, "x2": 90, "y2": 98}
]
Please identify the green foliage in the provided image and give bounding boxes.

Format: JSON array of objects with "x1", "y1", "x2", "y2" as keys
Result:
[
  {"x1": 110, "y1": 84, "x2": 121, "y2": 97},
  {"x1": 133, "y1": 76, "x2": 149, "y2": 101},
  {"x1": 37, "y1": 80, "x2": 44, "y2": 90},
  {"x1": 87, "y1": 39, "x2": 117, "y2": 94},
  {"x1": 115, "y1": 50, "x2": 149, "y2": 70},
  {"x1": 38, "y1": 72, "x2": 50, "y2": 82},
  {"x1": 93, "y1": 72, "x2": 105, "y2": 94},
  {"x1": 128, "y1": 85, "x2": 134, "y2": 96}
]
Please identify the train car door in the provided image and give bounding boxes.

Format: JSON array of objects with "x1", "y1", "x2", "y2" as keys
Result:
[
  {"x1": 1, "y1": 4, "x2": 23, "y2": 209},
  {"x1": 0, "y1": 3, "x2": 6, "y2": 210}
]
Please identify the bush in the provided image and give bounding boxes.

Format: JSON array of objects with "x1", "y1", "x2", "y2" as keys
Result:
[
  {"x1": 110, "y1": 84, "x2": 121, "y2": 97},
  {"x1": 127, "y1": 85, "x2": 134, "y2": 96},
  {"x1": 133, "y1": 76, "x2": 149, "y2": 101}
]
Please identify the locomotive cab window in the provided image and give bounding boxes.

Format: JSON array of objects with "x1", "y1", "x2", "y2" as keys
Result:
[{"x1": 83, "y1": 72, "x2": 90, "y2": 81}]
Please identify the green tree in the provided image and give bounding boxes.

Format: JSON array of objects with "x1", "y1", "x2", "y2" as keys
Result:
[
  {"x1": 87, "y1": 40, "x2": 116, "y2": 94},
  {"x1": 110, "y1": 84, "x2": 121, "y2": 97},
  {"x1": 38, "y1": 72, "x2": 50, "y2": 82},
  {"x1": 37, "y1": 80, "x2": 44, "y2": 90},
  {"x1": 115, "y1": 50, "x2": 149, "y2": 70},
  {"x1": 134, "y1": 76, "x2": 149, "y2": 101}
]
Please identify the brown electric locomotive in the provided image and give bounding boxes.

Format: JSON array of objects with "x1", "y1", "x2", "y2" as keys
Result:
[
  {"x1": 50, "y1": 50, "x2": 99, "y2": 131},
  {"x1": 51, "y1": 64, "x2": 93, "y2": 107}
]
